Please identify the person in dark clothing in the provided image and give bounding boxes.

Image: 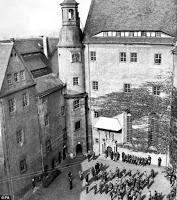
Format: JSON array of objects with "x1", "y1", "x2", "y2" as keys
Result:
[
  {"x1": 69, "y1": 177, "x2": 72, "y2": 190},
  {"x1": 86, "y1": 182, "x2": 89, "y2": 193},
  {"x1": 158, "y1": 157, "x2": 162, "y2": 167},
  {"x1": 94, "y1": 183, "x2": 97, "y2": 194},
  {"x1": 32, "y1": 177, "x2": 35, "y2": 189}
]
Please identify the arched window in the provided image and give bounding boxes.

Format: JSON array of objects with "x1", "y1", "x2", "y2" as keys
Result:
[{"x1": 68, "y1": 9, "x2": 74, "y2": 20}]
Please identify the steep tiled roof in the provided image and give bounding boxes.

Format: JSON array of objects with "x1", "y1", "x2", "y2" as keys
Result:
[
  {"x1": 0, "y1": 43, "x2": 13, "y2": 90},
  {"x1": 14, "y1": 38, "x2": 43, "y2": 55},
  {"x1": 35, "y1": 73, "x2": 65, "y2": 95},
  {"x1": 22, "y1": 53, "x2": 48, "y2": 71},
  {"x1": 84, "y1": 0, "x2": 177, "y2": 41},
  {"x1": 85, "y1": 37, "x2": 175, "y2": 45}
]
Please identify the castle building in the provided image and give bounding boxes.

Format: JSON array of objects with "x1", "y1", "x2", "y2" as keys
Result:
[{"x1": 1, "y1": 0, "x2": 177, "y2": 198}]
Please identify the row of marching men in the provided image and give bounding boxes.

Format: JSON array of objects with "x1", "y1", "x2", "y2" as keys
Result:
[{"x1": 78, "y1": 161, "x2": 164, "y2": 200}]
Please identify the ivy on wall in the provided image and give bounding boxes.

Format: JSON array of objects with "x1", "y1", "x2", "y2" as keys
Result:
[{"x1": 91, "y1": 76, "x2": 173, "y2": 153}]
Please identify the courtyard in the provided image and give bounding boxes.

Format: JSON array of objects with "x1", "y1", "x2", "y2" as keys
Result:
[{"x1": 27, "y1": 155, "x2": 172, "y2": 200}]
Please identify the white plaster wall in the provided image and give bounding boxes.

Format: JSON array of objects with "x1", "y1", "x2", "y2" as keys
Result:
[{"x1": 85, "y1": 44, "x2": 174, "y2": 98}]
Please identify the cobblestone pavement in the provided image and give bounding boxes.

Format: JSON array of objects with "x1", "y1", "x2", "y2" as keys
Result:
[{"x1": 30, "y1": 156, "x2": 171, "y2": 200}]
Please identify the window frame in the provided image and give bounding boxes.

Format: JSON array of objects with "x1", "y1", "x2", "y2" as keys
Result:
[
  {"x1": 16, "y1": 129, "x2": 24, "y2": 146},
  {"x1": 92, "y1": 81, "x2": 98, "y2": 91},
  {"x1": 130, "y1": 52, "x2": 137, "y2": 62},
  {"x1": 7, "y1": 74, "x2": 13, "y2": 87},
  {"x1": 73, "y1": 99, "x2": 80, "y2": 110},
  {"x1": 20, "y1": 159, "x2": 27, "y2": 173},
  {"x1": 8, "y1": 98, "x2": 16, "y2": 113},
  {"x1": 73, "y1": 77, "x2": 79, "y2": 86},
  {"x1": 44, "y1": 114, "x2": 49, "y2": 126},
  {"x1": 90, "y1": 51, "x2": 96, "y2": 61},
  {"x1": 120, "y1": 52, "x2": 126, "y2": 62},
  {"x1": 154, "y1": 53, "x2": 162, "y2": 65},
  {"x1": 75, "y1": 120, "x2": 81, "y2": 131},
  {"x1": 94, "y1": 111, "x2": 99, "y2": 118},
  {"x1": 124, "y1": 84, "x2": 131, "y2": 93},
  {"x1": 20, "y1": 70, "x2": 26, "y2": 81},
  {"x1": 14, "y1": 72, "x2": 20, "y2": 83},
  {"x1": 22, "y1": 93, "x2": 29, "y2": 107},
  {"x1": 61, "y1": 106, "x2": 65, "y2": 116},
  {"x1": 153, "y1": 86, "x2": 161, "y2": 96},
  {"x1": 71, "y1": 52, "x2": 81, "y2": 63}
]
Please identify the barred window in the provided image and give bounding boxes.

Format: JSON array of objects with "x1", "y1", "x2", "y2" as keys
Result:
[
  {"x1": 124, "y1": 84, "x2": 131, "y2": 93},
  {"x1": 7, "y1": 74, "x2": 13, "y2": 86},
  {"x1": 20, "y1": 70, "x2": 25, "y2": 81},
  {"x1": 90, "y1": 51, "x2": 96, "y2": 61},
  {"x1": 103, "y1": 32, "x2": 108, "y2": 37},
  {"x1": 22, "y1": 93, "x2": 29, "y2": 107},
  {"x1": 92, "y1": 81, "x2": 98, "y2": 90},
  {"x1": 16, "y1": 129, "x2": 24, "y2": 145},
  {"x1": 20, "y1": 159, "x2": 27, "y2": 173},
  {"x1": 73, "y1": 77, "x2": 79, "y2": 85},
  {"x1": 75, "y1": 120, "x2": 81, "y2": 131},
  {"x1": 130, "y1": 53, "x2": 137, "y2": 62},
  {"x1": 8, "y1": 98, "x2": 16, "y2": 113},
  {"x1": 155, "y1": 32, "x2": 161, "y2": 37},
  {"x1": 73, "y1": 99, "x2": 80, "y2": 109},
  {"x1": 153, "y1": 86, "x2": 161, "y2": 96},
  {"x1": 120, "y1": 52, "x2": 126, "y2": 62},
  {"x1": 68, "y1": 9, "x2": 74, "y2": 20},
  {"x1": 154, "y1": 54, "x2": 161, "y2": 64}
]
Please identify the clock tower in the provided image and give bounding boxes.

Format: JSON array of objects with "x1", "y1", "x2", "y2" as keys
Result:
[{"x1": 58, "y1": 0, "x2": 89, "y2": 157}]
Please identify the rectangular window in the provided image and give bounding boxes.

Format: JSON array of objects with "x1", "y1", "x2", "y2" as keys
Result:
[
  {"x1": 7, "y1": 74, "x2": 13, "y2": 86},
  {"x1": 20, "y1": 159, "x2": 27, "y2": 173},
  {"x1": 73, "y1": 99, "x2": 80, "y2": 109},
  {"x1": 129, "y1": 32, "x2": 134, "y2": 37},
  {"x1": 20, "y1": 70, "x2": 25, "y2": 81},
  {"x1": 44, "y1": 114, "x2": 49, "y2": 126},
  {"x1": 153, "y1": 86, "x2": 161, "y2": 95},
  {"x1": 124, "y1": 84, "x2": 131, "y2": 93},
  {"x1": 94, "y1": 111, "x2": 99, "y2": 118},
  {"x1": 75, "y1": 120, "x2": 81, "y2": 131},
  {"x1": 116, "y1": 32, "x2": 121, "y2": 37},
  {"x1": 154, "y1": 53, "x2": 162, "y2": 64},
  {"x1": 46, "y1": 139, "x2": 52, "y2": 153},
  {"x1": 14, "y1": 72, "x2": 20, "y2": 82},
  {"x1": 90, "y1": 51, "x2": 96, "y2": 61},
  {"x1": 22, "y1": 93, "x2": 29, "y2": 107},
  {"x1": 155, "y1": 32, "x2": 161, "y2": 37},
  {"x1": 92, "y1": 81, "x2": 98, "y2": 91},
  {"x1": 141, "y1": 31, "x2": 147, "y2": 37},
  {"x1": 61, "y1": 106, "x2": 65, "y2": 116},
  {"x1": 73, "y1": 77, "x2": 79, "y2": 85},
  {"x1": 16, "y1": 129, "x2": 24, "y2": 145},
  {"x1": 130, "y1": 52, "x2": 137, "y2": 62},
  {"x1": 103, "y1": 32, "x2": 108, "y2": 37},
  {"x1": 71, "y1": 52, "x2": 81, "y2": 63},
  {"x1": 120, "y1": 52, "x2": 126, "y2": 62},
  {"x1": 8, "y1": 98, "x2": 16, "y2": 113}
]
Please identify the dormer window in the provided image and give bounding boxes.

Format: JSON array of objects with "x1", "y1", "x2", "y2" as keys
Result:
[{"x1": 68, "y1": 9, "x2": 74, "y2": 20}]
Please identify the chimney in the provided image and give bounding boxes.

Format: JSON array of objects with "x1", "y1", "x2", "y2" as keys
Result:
[{"x1": 42, "y1": 36, "x2": 48, "y2": 58}]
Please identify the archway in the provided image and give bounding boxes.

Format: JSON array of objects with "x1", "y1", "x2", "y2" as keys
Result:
[{"x1": 76, "y1": 144, "x2": 82, "y2": 155}]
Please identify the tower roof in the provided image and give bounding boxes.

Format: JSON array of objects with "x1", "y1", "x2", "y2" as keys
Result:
[
  {"x1": 84, "y1": 0, "x2": 177, "y2": 40},
  {"x1": 60, "y1": 0, "x2": 78, "y2": 5}
]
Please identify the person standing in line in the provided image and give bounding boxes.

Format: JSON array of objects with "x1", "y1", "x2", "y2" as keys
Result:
[{"x1": 158, "y1": 157, "x2": 162, "y2": 167}]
